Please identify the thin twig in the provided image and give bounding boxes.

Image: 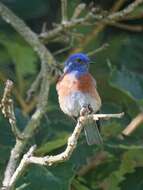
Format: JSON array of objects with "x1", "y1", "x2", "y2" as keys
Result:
[
  {"x1": 26, "y1": 71, "x2": 42, "y2": 102},
  {"x1": 122, "y1": 113, "x2": 143, "y2": 136},
  {"x1": 0, "y1": 80, "x2": 13, "y2": 118},
  {"x1": 0, "y1": 80, "x2": 22, "y2": 140},
  {"x1": 0, "y1": 72, "x2": 37, "y2": 114},
  {"x1": 53, "y1": 36, "x2": 74, "y2": 56},
  {"x1": 39, "y1": 13, "x2": 103, "y2": 42},
  {"x1": 121, "y1": 13, "x2": 143, "y2": 20},
  {"x1": 111, "y1": 0, "x2": 126, "y2": 12},
  {"x1": 110, "y1": 22, "x2": 143, "y2": 32},
  {"x1": 87, "y1": 43, "x2": 109, "y2": 56},
  {"x1": 71, "y1": 0, "x2": 143, "y2": 53},
  {"x1": 72, "y1": 3, "x2": 86, "y2": 20},
  {"x1": 107, "y1": 0, "x2": 143, "y2": 21},
  {"x1": 9, "y1": 145, "x2": 37, "y2": 188},
  {"x1": 40, "y1": 0, "x2": 143, "y2": 43},
  {"x1": 41, "y1": 22, "x2": 47, "y2": 33},
  {"x1": 61, "y1": 0, "x2": 68, "y2": 23},
  {"x1": 80, "y1": 112, "x2": 124, "y2": 121}
]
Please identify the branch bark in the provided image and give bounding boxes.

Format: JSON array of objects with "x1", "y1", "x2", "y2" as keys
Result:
[
  {"x1": 40, "y1": 0, "x2": 143, "y2": 43},
  {"x1": 61, "y1": 0, "x2": 68, "y2": 23},
  {"x1": 0, "y1": 80, "x2": 23, "y2": 140},
  {"x1": 107, "y1": 0, "x2": 143, "y2": 21},
  {"x1": 122, "y1": 113, "x2": 143, "y2": 136},
  {"x1": 87, "y1": 43, "x2": 109, "y2": 56},
  {"x1": 71, "y1": 3, "x2": 86, "y2": 20},
  {"x1": 110, "y1": 22, "x2": 143, "y2": 32},
  {"x1": 7, "y1": 112, "x2": 124, "y2": 188},
  {"x1": 0, "y1": 2, "x2": 58, "y2": 190}
]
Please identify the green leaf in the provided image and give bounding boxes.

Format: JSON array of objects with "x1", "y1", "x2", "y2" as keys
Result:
[
  {"x1": 0, "y1": 32, "x2": 37, "y2": 94},
  {"x1": 35, "y1": 132, "x2": 69, "y2": 156},
  {"x1": 109, "y1": 67, "x2": 143, "y2": 102},
  {"x1": 119, "y1": 35, "x2": 143, "y2": 72},
  {"x1": 17, "y1": 163, "x2": 75, "y2": 190},
  {"x1": 17, "y1": 165, "x2": 62, "y2": 190},
  {"x1": 101, "y1": 149, "x2": 143, "y2": 190},
  {"x1": 121, "y1": 167, "x2": 143, "y2": 190},
  {"x1": 0, "y1": 33, "x2": 37, "y2": 76}
]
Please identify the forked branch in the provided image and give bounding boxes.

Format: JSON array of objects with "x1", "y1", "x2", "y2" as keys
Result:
[{"x1": 8, "y1": 112, "x2": 124, "y2": 188}]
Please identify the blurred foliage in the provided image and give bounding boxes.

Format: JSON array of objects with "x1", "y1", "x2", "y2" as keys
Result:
[{"x1": 0, "y1": 0, "x2": 143, "y2": 190}]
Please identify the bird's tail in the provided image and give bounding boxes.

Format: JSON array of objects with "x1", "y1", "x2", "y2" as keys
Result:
[{"x1": 84, "y1": 118, "x2": 103, "y2": 145}]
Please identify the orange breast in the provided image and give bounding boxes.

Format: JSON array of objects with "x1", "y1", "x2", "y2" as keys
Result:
[{"x1": 56, "y1": 73, "x2": 101, "y2": 103}]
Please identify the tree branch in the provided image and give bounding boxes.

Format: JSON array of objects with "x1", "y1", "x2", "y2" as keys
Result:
[
  {"x1": 71, "y1": 3, "x2": 86, "y2": 20},
  {"x1": 71, "y1": 1, "x2": 123, "y2": 54},
  {"x1": 107, "y1": 0, "x2": 143, "y2": 21},
  {"x1": 40, "y1": 0, "x2": 143, "y2": 43},
  {"x1": 8, "y1": 145, "x2": 37, "y2": 189},
  {"x1": 0, "y1": 80, "x2": 22, "y2": 140},
  {"x1": 61, "y1": 0, "x2": 68, "y2": 23},
  {"x1": 87, "y1": 43, "x2": 109, "y2": 56},
  {"x1": 122, "y1": 113, "x2": 143, "y2": 136},
  {"x1": 110, "y1": 22, "x2": 143, "y2": 32},
  {"x1": 1, "y1": 76, "x2": 50, "y2": 190},
  {"x1": 39, "y1": 12, "x2": 103, "y2": 42},
  {"x1": 26, "y1": 71, "x2": 43, "y2": 102},
  {"x1": 6, "y1": 112, "x2": 124, "y2": 188},
  {"x1": 0, "y1": 2, "x2": 58, "y2": 189}
]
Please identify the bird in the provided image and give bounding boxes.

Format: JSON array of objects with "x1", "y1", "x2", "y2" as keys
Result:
[{"x1": 56, "y1": 53, "x2": 103, "y2": 145}]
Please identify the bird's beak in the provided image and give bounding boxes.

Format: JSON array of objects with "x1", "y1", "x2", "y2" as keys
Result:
[
  {"x1": 64, "y1": 62, "x2": 72, "y2": 73},
  {"x1": 63, "y1": 66, "x2": 68, "y2": 73}
]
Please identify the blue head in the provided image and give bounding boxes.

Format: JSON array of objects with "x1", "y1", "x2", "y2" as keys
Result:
[{"x1": 64, "y1": 53, "x2": 90, "y2": 74}]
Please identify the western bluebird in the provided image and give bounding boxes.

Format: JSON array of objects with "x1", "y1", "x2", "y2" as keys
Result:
[{"x1": 56, "y1": 53, "x2": 102, "y2": 145}]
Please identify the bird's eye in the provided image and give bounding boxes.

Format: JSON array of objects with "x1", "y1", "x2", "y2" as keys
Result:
[{"x1": 76, "y1": 58, "x2": 83, "y2": 64}]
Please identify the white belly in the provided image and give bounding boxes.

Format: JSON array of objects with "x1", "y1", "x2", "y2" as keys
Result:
[{"x1": 59, "y1": 91, "x2": 101, "y2": 117}]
